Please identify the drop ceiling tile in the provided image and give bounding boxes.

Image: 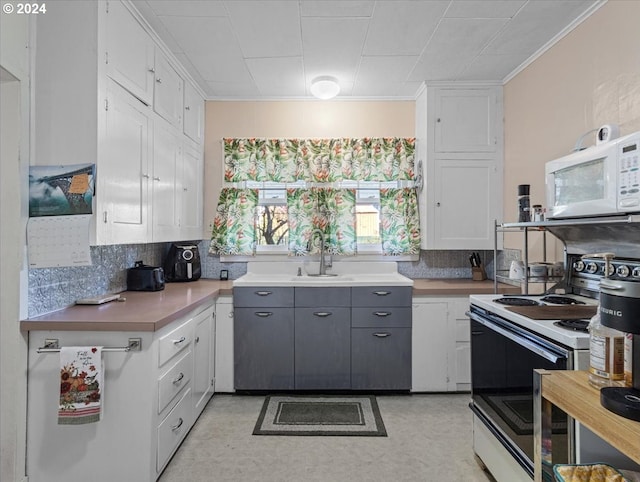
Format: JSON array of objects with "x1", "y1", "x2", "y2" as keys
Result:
[
  {"x1": 187, "y1": 52, "x2": 253, "y2": 83},
  {"x1": 224, "y1": 1, "x2": 302, "y2": 58},
  {"x1": 207, "y1": 81, "x2": 261, "y2": 99},
  {"x1": 245, "y1": 57, "x2": 306, "y2": 97},
  {"x1": 143, "y1": 0, "x2": 227, "y2": 17},
  {"x1": 357, "y1": 56, "x2": 418, "y2": 83},
  {"x1": 409, "y1": 18, "x2": 508, "y2": 81},
  {"x1": 483, "y1": 0, "x2": 596, "y2": 55},
  {"x1": 363, "y1": 1, "x2": 449, "y2": 56},
  {"x1": 173, "y1": 52, "x2": 215, "y2": 95},
  {"x1": 300, "y1": 1, "x2": 375, "y2": 17},
  {"x1": 302, "y1": 17, "x2": 369, "y2": 80},
  {"x1": 457, "y1": 53, "x2": 527, "y2": 81},
  {"x1": 444, "y1": 0, "x2": 525, "y2": 19},
  {"x1": 157, "y1": 16, "x2": 239, "y2": 55}
]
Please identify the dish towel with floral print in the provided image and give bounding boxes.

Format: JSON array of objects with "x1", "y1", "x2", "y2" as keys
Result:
[{"x1": 58, "y1": 346, "x2": 103, "y2": 425}]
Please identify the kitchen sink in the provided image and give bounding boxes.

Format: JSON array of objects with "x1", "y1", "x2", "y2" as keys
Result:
[{"x1": 233, "y1": 261, "x2": 412, "y2": 287}]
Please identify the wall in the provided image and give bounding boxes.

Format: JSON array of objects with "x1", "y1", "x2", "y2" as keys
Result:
[
  {"x1": 1, "y1": 11, "x2": 30, "y2": 482},
  {"x1": 503, "y1": 0, "x2": 640, "y2": 260}
]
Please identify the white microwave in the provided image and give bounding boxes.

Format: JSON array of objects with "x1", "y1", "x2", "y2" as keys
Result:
[{"x1": 545, "y1": 131, "x2": 640, "y2": 219}]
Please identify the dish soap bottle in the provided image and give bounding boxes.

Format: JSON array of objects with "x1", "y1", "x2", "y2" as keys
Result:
[{"x1": 588, "y1": 310, "x2": 625, "y2": 389}]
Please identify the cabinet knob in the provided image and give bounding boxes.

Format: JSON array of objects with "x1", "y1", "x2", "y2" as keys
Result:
[
  {"x1": 313, "y1": 312, "x2": 332, "y2": 317},
  {"x1": 142, "y1": 173, "x2": 150, "y2": 179},
  {"x1": 148, "y1": 67, "x2": 155, "y2": 73},
  {"x1": 373, "y1": 332, "x2": 391, "y2": 338},
  {"x1": 185, "y1": 106, "x2": 191, "y2": 111},
  {"x1": 156, "y1": 78, "x2": 162, "y2": 84},
  {"x1": 195, "y1": 336, "x2": 200, "y2": 343},
  {"x1": 255, "y1": 312, "x2": 273, "y2": 317},
  {"x1": 436, "y1": 202, "x2": 441, "y2": 207},
  {"x1": 374, "y1": 311, "x2": 391, "y2": 317},
  {"x1": 153, "y1": 177, "x2": 160, "y2": 181},
  {"x1": 437, "y1": 118, "x2": 441, "y2": 122},
  {"x1": 173, "y1": 336, "x2": 186, "y2": 345}
]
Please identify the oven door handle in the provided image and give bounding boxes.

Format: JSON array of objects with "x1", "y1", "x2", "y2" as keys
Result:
[{"x1": 468, "y1": 311, "x2": 561, "y2": 364}]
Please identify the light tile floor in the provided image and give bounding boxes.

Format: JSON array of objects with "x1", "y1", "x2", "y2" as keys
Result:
[{"x1": 159, "y1": 393, "x2": 495, "y2": 482}]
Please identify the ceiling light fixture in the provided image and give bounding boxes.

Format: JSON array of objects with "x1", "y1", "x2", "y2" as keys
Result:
[{"x1": 310, "y1": 76, "x2": 340, "y2": 100}]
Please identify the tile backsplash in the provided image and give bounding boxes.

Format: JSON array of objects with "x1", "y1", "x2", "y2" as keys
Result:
[{"x1": 28, "y1": 240, "x2": 511, "y2": 317}]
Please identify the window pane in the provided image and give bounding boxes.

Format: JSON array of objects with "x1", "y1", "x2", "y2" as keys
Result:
[
  {"x1": 256, "y1": 205, "x2": 289, "y2": 246},
  {"x1": 356, "y1": 203, "x2": 380, "y2": 244}
]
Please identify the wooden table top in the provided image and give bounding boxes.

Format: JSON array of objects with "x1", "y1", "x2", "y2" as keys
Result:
[{"x1": 539, "y1": 370, "x2": 640, "y2": 463}]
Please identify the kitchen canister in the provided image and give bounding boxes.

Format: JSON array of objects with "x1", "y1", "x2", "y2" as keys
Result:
[{"x1": 517, "y1": 184, "x2": 531, "y2": 222}]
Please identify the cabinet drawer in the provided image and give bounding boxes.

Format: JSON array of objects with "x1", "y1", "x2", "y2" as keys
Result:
[
  {"x1": 158, "y1": 349, "x2": 193, "y2": 414},
  {"x1": 157, "y1": 387, "x2": 192, "y2": 472},
  {"x1": 351, "y1": 307, "x2": 412, "y2": 328},
  {"x1": 158, "y1": 319, "x2": 192, "y2": 367},
  {"x1": 233, "y1": 287, "x2": 294, "y2": 307},
  {"x1": 295, "y1": 287, "x2": 350, "y2": 307},
  {"x1": 352, "y1": 286, "x2": 412, "y2": 307}
]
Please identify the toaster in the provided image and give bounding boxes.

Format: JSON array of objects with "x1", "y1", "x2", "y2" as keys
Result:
[{"x1": 126, "y1": 261, "x2": 165, "y2": 291}]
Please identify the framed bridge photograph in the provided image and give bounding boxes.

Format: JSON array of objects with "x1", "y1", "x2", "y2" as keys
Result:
[{"x1": 29, "y1": 163, "x2": 95, "y2": 217}]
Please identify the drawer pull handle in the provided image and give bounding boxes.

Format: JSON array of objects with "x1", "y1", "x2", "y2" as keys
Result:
[
  {"x1": 173, "y1": 336, "x2": 186, "y2": 345},
  {"x1": 374, "y1": 311, "x2": 391, "y2": 317},
  {"x1": 255, "y1": 312, "x2": 273, "y2": 317},
  {"x1": 313, "y1": 312, "x2": 332, "y2": 317},
  {"x1": 373, "y1": 291, "x2": 390, "y2": 296},
  {"x1": 373, "y1": 332, "x2": 391, "y2": 338},
  {"x1": 171, "y1": 417, "x2": 184, "y2": 431},
  {"x1": 255, "y1": 291, "x2": 272, "y2": 296},
  {"x1": 172, "y1": 372, "x2": 184, "y2": 384}
]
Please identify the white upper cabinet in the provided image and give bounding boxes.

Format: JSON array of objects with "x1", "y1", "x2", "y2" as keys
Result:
[
  {"x1": 105, "y1": 0, "x2": 155, "y2": 105},
  {"x1": 100, "y1": 81, "x2": 152, "y2": 245},
  {"x1": 183, "y1": 81, "x2": 205, "y2": 144},
  {"x1": 152, "y1": 118, "x2": 182, "y2": 242},
  {"x1": 434, "y1": 88, "x2": 498, "y2": 156},
  {"x1": 34, "y1": 1, "x2": 204, "y2": 245},
  {"x1": 415, "y1": 83, "x2": 504, "y2": 250},
  {"x1": 181, "y1": 142, "x2": 204, "y2": 240},
  {"x1": 153, "y1": 52, "x2": 184, "y2": 128}
]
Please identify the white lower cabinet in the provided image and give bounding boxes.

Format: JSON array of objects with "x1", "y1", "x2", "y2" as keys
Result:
[
  {"x1": 214, "y1": 295, "x2": 235, "y2": 392},
  {"x1": 411, "y1": 295, "x2": 471, "y2": 392},
  {"x1": 26, "y1": 301, "x2": 215, "y2": 482}
]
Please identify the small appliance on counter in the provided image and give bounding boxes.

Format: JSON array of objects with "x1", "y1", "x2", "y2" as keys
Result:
[
  {"x1": 164, "y1": 243, "x2": 201, "y2": 282},
  {"x1": 126, "y1": 261, "x2": 165, "y2": 291}
]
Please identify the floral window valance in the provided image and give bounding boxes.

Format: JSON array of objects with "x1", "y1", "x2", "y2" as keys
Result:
[
  {"x1": 210, "y1": 137, "x2": 420, "y2": 257},
  {"x1": 224, "y1": 137, "x2": 415, "y2": 183}
]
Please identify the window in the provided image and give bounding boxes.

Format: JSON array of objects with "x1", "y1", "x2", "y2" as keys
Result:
[{"x1": 252, "y1": 181, "x2": 384, "y2": 253}]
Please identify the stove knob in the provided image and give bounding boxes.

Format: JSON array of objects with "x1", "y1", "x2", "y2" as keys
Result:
[
  {"x1": 605, "y1": 263, "x2": 615, "y2": 276},
  {"x1": 586, "y1": 262, "x2": 598, "y2": 274},
  {"x1": 633, "y1": 267, "x2": 640, "y2": 279},
  {"x1": 616, "y1": 265, "x2": 631, "y2": 278},
  {"x1": 574, "y1": 260, "x2": 585, "y2": 272}
]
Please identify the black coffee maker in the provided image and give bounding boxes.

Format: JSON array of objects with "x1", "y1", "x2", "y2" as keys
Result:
[{"x1": 164, "y1": 243, "x2": 201, "y2": 282}]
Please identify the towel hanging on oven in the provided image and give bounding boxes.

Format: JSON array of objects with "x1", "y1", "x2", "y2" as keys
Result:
[{"x1": 58, "y1": 346, "x2": 103, "y2": 425}]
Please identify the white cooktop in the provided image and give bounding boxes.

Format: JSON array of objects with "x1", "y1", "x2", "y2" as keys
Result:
[{"x1": 469, "y1": 294, "x2": 597, "y2": 350}]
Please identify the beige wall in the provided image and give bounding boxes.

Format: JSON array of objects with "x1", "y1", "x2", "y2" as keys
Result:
[
  {"x1": 203, "y1": 100, "x2": 415, "y2": 234},
  {"x1": 503, "y1": 0, "x2": 640, "y2": 258}
]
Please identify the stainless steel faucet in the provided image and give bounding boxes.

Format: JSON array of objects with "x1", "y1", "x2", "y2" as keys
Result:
[{"x1": 310, "y1": 228, "x2": 335, "y2": 276}]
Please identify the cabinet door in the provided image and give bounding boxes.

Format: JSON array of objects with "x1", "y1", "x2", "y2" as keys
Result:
[
  {"x1": 183, "y1": 82, "x2": 204, "y2": 144},
  {"x1": 153, "y1": 53, "x2": 183, "y2": 128},
  {"x1": 214, "y1": 296, "x2": 234, "y2": 392},
  {"x1": 152, "y1": 119, "x2": 181, "y2": 242},
  {"x1": 101, "y1": 82, "x2": 151, "y2": 244},
  {"x1": 450, "y1": 299, "x2": 471, "y2": 391},
  {"x1": 105, "y1": 0, "x2": 155, "y2": 105},
  {"x1": 193, "y1": 308, "x2": 213, "y2": 417},
  {"x1": 434, "y1": 88, "x2": 497, "y2": 154},
  {"x1": 431, "y1": 159, "x2": 499, "y2": 249},
  {"x1": 295, "y1": 307, "x2": 351, "y2": 389},
  {"x1": 411, "y1": 301, "x2": 448, "y2": 391},
  {"x1": 180, "y1": 142, "x2": 204, "y2": 240},
  {"x1": 352, "y1": 328, "x2": 411, "y2": 390},
  {"x1": 234, "y1": 308, "x2": 294, "y2": 390}
]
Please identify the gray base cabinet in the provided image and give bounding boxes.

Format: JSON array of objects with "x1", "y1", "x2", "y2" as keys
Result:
[
  {"x1": 352, "y1": 328, "x2": 412, "y2": 389},
  {"x1": 233, "y1": 285, "x2": 412, "y2": 391},
  {"x1": 234, "y1": 288, "x2": 295, "y2": 390},
  {"x1": 295, "y1": 307, "x2": 351, "y2": 389}
]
